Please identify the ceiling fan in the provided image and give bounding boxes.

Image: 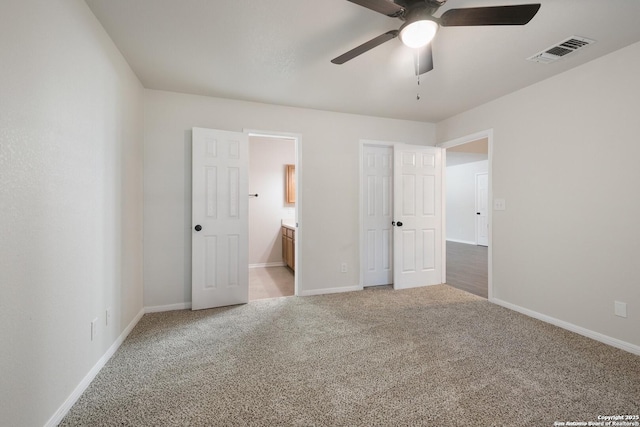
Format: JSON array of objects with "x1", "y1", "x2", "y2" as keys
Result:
[{"x1": 332, "y1": 0, "x2": 541, "y2": 75}]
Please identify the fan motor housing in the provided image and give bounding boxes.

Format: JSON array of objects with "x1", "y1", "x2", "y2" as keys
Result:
[{"x1": 398, "y1": 0, "x2": 445, "y2": 21}]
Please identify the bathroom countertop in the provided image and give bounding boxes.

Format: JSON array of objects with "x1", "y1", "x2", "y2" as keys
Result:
[{"x1": 281, "y1": 219, "x2": 296, "y2": 230}]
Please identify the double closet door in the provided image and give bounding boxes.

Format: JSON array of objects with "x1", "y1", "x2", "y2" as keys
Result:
[{"x1": 362, "y1": 144, "x2": 443, "y2": 290}]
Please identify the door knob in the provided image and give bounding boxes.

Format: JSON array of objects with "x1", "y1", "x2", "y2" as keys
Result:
[
  {"x1": 396, "y1": 221, "x2": 403, "y2": 227},
  {"x1": 477, "y1": 212, "x2": 481, "y2": 215},
  {"x1": 194, "y1": 225, "x2": 202, "y2": 232},
  {"x1": 392, "y1": 221, "x2": 396, "y2": 226}
]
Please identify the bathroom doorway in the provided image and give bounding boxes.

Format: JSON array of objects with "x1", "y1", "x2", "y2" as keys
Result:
[{"x1": 247, "y1": 133, "x2": 298, "y2": 300}]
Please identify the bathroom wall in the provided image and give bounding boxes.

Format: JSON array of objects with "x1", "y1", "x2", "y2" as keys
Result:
[{"x1": 249, "y1": 136, "x2": 296, "y2": 266}]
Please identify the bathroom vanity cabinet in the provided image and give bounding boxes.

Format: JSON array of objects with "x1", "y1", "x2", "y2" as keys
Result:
[{"x1": 281, "y1": 225, "x2": 295, "y2": 271}]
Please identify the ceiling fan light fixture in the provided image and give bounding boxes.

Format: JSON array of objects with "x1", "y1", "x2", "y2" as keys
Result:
[{"x1": 399, "y1": 19, "x2": 438, "y2": 49}]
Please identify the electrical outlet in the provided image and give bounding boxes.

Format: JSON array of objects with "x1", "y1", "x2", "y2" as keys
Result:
[
  {"x1": 614, "y1": 301, "x2": 627, "y2": 318},
  {"x1": 341, "y1": 263, "x2": 348, "y2": 273},
  {"x1": 106, "y1": 307, "x2": 112, "y2": 326},
  {"x1": 91, "y1": 318, "x2": 98, "y2": 341},
  {"x1": 493, "y1": 199, "x2": 506, "y2": 211}
]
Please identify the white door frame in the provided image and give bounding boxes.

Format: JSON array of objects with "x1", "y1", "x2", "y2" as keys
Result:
[
  {"x1": 475, "y1": 172, "x2": 489, "y2": 247},
  {"x1": 245, "y1": 129, "x2": 302, "y2": 297},
  {"x1": 359, "y1": 139, "x2": 446, "y2": 290},
  {"x1": 438, "y1": 129, "x2": 494, "y2": 301}
]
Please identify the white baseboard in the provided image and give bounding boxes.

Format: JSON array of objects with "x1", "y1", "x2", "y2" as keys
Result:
[
  {"x1": 45, "y1": 308, "x2": 145, "y2": 427},
  {"x1": 144, "y1": 302, "x2": 192, "y2": 313},
  {"x1": 394, "y1": 282, "x2": 441, "y2": 291},
  {"x1": 491, "y1": 297, "x2": 640, "y2": 356},
  {"x1": 446, "y1": 238, "x2": 477, "y2": 245},
  {"x1": 298, "y1": 285, "x2": 362, "y2": 297},
  {"x1": 249, "y1": 262, "x2": 286, "y2": 269}
]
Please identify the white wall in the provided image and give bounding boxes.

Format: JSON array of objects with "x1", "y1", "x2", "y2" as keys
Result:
[
  {"x1": 143, "y1": 89, "x2": 435, "y2": 306},
  {"x1": 446, "y1": 160, "x2": 488, "y2": 244},
  {"x1": 249, "y1": 136, "x2": 296, "y2": 266},
  {"x1": 0, "y1": 0, "x2": 144, "y2": 425},
  {"x1": 437, "y1": 41, "x2": 640, "y2": 349}
]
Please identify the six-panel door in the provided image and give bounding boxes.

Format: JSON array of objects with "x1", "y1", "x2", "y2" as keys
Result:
[
  {"x1": 393, "y1": 144, "x2": 442, "y2": 289},
  {"x1": 192, "y1": 127, "x2": 249, "y2": 310},
  {"x1": 362, "y1": 145, "x2": 394, "y2": 286}
]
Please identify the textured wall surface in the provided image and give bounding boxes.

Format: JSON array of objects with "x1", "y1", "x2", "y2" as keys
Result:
[
  {"x1": 437, "y1": 41, "x2": 640, "y2": 349},
  {"x1": 0, "y1": 0, "x2": 144, "y2": 425}
]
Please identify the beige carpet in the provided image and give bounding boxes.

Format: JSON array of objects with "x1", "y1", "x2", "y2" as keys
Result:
[{"x1": 60, "y1": 285, "x2": 640, "y2": 426}]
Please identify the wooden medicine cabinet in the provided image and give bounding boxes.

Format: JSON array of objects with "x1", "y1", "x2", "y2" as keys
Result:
[{"x1": 285, "y1": 164, "x2": 295, "y2": 204}]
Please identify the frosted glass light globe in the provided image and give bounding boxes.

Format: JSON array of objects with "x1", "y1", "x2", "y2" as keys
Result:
[{"x1": 400, "y1": 19, "x2": 438, "y2": 49}]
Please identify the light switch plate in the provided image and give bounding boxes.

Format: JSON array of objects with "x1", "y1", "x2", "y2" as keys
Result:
[{"x1": 494, "y1": 199, "x2": 506, "y2": 211}]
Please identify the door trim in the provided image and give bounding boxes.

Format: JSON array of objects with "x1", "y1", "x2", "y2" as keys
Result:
[
  {"x1": 475, "y1": 172, "x2": 489, "y2": 247},
  {"x1": 438, "y1": 129, "x2": 494, "y2": 301},
  {"x1": 245, "y1": 129, "x2": 302, "y2": 297}
]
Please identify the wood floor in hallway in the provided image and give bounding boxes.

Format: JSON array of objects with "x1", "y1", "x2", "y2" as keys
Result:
[{"x1": 446, "y1": 241, "x2": 488, "y2": 298}]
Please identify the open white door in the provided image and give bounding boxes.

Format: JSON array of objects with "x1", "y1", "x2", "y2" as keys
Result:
[
  {"x1": 362, "y1": 145, "x2": 393, "y2": 286},
  {"x1": 192, "y1": 127, "x2": 249, "y2": 310},
  {"x1": 393, "y1": 144, "x2": 443, "y2": 289},
  {"x1": 476, "y1": 172, "x2": 489, "y2": 247}
]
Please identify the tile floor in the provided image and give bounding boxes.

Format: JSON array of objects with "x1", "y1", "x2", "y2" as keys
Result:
[{"x1": 249, "y1": 266, "x2": 294, "y2": 301}]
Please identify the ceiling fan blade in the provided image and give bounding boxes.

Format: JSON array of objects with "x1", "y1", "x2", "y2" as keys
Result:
[
  {"x1": 346, "y1": 0, "x2": 404, "y2": 17},
  {"x1": 440, "y1": 4, "x2": 541, "y2": 27},
  {"x1": 414, "y1": 43, "x2": 434, "y2": 75},
  {"x1": 331, "y1": 30, "x2": 399, "y2": 64}
]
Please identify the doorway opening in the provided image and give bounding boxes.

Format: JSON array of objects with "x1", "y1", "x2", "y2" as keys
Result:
[
  {"x1": 439, "y1": 131, "x2": 493, "y2": 300},
  {"x1": 247, "y1": 132, "x2": 300, "y2": 301}
]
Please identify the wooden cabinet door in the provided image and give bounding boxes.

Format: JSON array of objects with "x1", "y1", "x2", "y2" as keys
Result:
[
  {"x1": 282, "y1": 227, "x2": 287, "y2": 264},
  {"x1": 285, "y1": 165, "x2": 295, "y2": 204},
  {"x1": 281, "y1": 226, "x2": 295, "y2": 271},
  {"x1": 291, "y1": 238, "x2": 295, "y2": 270}
]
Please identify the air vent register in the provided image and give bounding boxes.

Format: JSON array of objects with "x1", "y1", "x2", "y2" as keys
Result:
[{"x1": 527, "y1": 36, "x2": 595, "y2": 64}]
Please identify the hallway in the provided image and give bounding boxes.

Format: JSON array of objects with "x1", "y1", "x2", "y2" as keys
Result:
[{"x1": 446, "y1": 241, "x2": 488, "y2": 298}]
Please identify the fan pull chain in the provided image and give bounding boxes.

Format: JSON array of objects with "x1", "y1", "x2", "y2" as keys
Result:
[{"x1": 416, "y1": 52, "x2": 421, "y2": 101}]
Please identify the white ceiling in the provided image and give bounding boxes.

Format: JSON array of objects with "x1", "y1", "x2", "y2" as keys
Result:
[{"x1": 85, "y1": 0, "x2": 640, "y2": 122}]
